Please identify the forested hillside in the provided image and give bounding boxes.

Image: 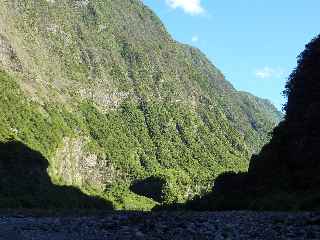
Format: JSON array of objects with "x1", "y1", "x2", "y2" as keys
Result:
[
  {"x1": 0, "y1": 0, "x2": 281, "y2": 209},
  {"x1": 182, "y1": 35, "x2": 320, "y2": 211}
]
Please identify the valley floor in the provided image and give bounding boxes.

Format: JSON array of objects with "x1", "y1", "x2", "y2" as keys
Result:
[{"x1": 0, "y1": 211, "x2": 319, "y2": 240}]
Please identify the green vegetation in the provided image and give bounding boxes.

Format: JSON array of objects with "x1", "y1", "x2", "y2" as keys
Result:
[
  {"x1": 0, "y1": 70, "x2": 74, "y2": 158},
  {"x1": 0, "y1": 0, "x2": 281, "y2": 210},
  {"x1": 179, "y1": 34, "x2": 320, "y2": 211}
]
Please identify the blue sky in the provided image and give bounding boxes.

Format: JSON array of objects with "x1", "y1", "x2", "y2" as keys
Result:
[{"x1": 142, "y1": 0, "x2": 320, "y2": 110}]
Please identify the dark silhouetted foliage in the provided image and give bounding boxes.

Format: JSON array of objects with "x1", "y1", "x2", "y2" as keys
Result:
[
  {"x1": 169, "y1": 34, "x2": 320, "y2": 211},
  {"x1": 251, "y1": 35, "x2": 320, "y2": 191}
]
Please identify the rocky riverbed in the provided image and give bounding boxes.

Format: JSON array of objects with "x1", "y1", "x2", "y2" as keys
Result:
[{"x1": 0, "y1": 211, "x2": 320, "y2": 239}]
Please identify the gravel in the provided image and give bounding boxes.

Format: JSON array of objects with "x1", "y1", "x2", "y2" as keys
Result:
[{"x1": 0, "y1": 211, "x2": 319, "y2": 239}]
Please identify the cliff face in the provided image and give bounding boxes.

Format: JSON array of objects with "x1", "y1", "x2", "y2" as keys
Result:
[{"x1": 0, "y1": 0, "x2": 281, "y2": 209}]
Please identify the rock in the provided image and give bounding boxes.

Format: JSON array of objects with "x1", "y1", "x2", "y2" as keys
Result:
[
  {"x1": 135, "y1": 231, "x2": 144, "y2": 237},
  {"x1": 0, "y1": 227, "x2": 21, "y2": 240},
  {"x1": 0, "y1": 212, "x2": 319, "y2": 240}
]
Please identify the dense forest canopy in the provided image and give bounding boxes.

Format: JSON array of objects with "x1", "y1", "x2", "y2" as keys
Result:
[
  {"x1": 0, "y1": 0, "x2": 281, "y2": 209},
  {"x1": 181, "y1": 35, "x2": 320, "y2": 211}
]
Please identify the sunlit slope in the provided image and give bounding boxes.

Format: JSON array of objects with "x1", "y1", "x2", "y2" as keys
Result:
[{"x1": 0, "y1": 0, "x2": 281, "y2": 209}]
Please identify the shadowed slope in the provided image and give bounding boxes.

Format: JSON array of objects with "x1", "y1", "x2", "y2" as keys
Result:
[
  {"x1": 170, "y1": 35, "x2": 320, "y2": 211},
  {"x1": 0, "y1": 141, "x2": 113, "y2": 209}
]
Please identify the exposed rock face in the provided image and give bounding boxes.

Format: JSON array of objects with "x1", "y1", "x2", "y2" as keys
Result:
[
  {"x1": 0, "y1": 34, "x2": 22, "y2": 72},
  {"x1": 0, "y1": 0, "x2": 282, "y2": 209},
  {"x1": 52, "y1": 137, "x2": 119, "y2": 192}
]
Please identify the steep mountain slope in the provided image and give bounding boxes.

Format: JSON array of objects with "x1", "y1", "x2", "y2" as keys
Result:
[
  {"x1": 183, "y1": 35, "x2": 320, "y2": 211},
  {"x1": 0, "y1": 0, "x2": 281, "y2": 209},
  {"x1": 245, "y1": 34, "x2": 320, "y2": 209}
]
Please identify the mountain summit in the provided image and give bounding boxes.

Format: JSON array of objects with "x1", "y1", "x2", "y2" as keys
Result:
[{"x1": 0, "y1": 0, "x2": 281, "y2": 209}]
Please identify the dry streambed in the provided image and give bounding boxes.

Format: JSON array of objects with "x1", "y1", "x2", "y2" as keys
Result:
[{"x1": 0, "y1": 211, "x2": 319, "y2": 240}]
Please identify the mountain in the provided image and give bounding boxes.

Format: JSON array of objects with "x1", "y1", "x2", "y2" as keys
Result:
[
  {"x1": 0, "y1": 0, "x2": 281, "y2": 210},
  {"x1": 182, "y1": 35, "x2": 320, "y2": 211},
  {"x1": 246, "y1": 34, "x2": 320, "y2": 210}
]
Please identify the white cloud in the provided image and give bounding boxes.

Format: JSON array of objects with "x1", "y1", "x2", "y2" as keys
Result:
[
  {"x1": 191, "y1": 35, "x2": 199, "y2": 42},
  {"x1": 255, "y1": 66, "x2": 285, "y2": 79},
  {"x1": 165, "y1": 0, "x2": 204, "y2": 15}
]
